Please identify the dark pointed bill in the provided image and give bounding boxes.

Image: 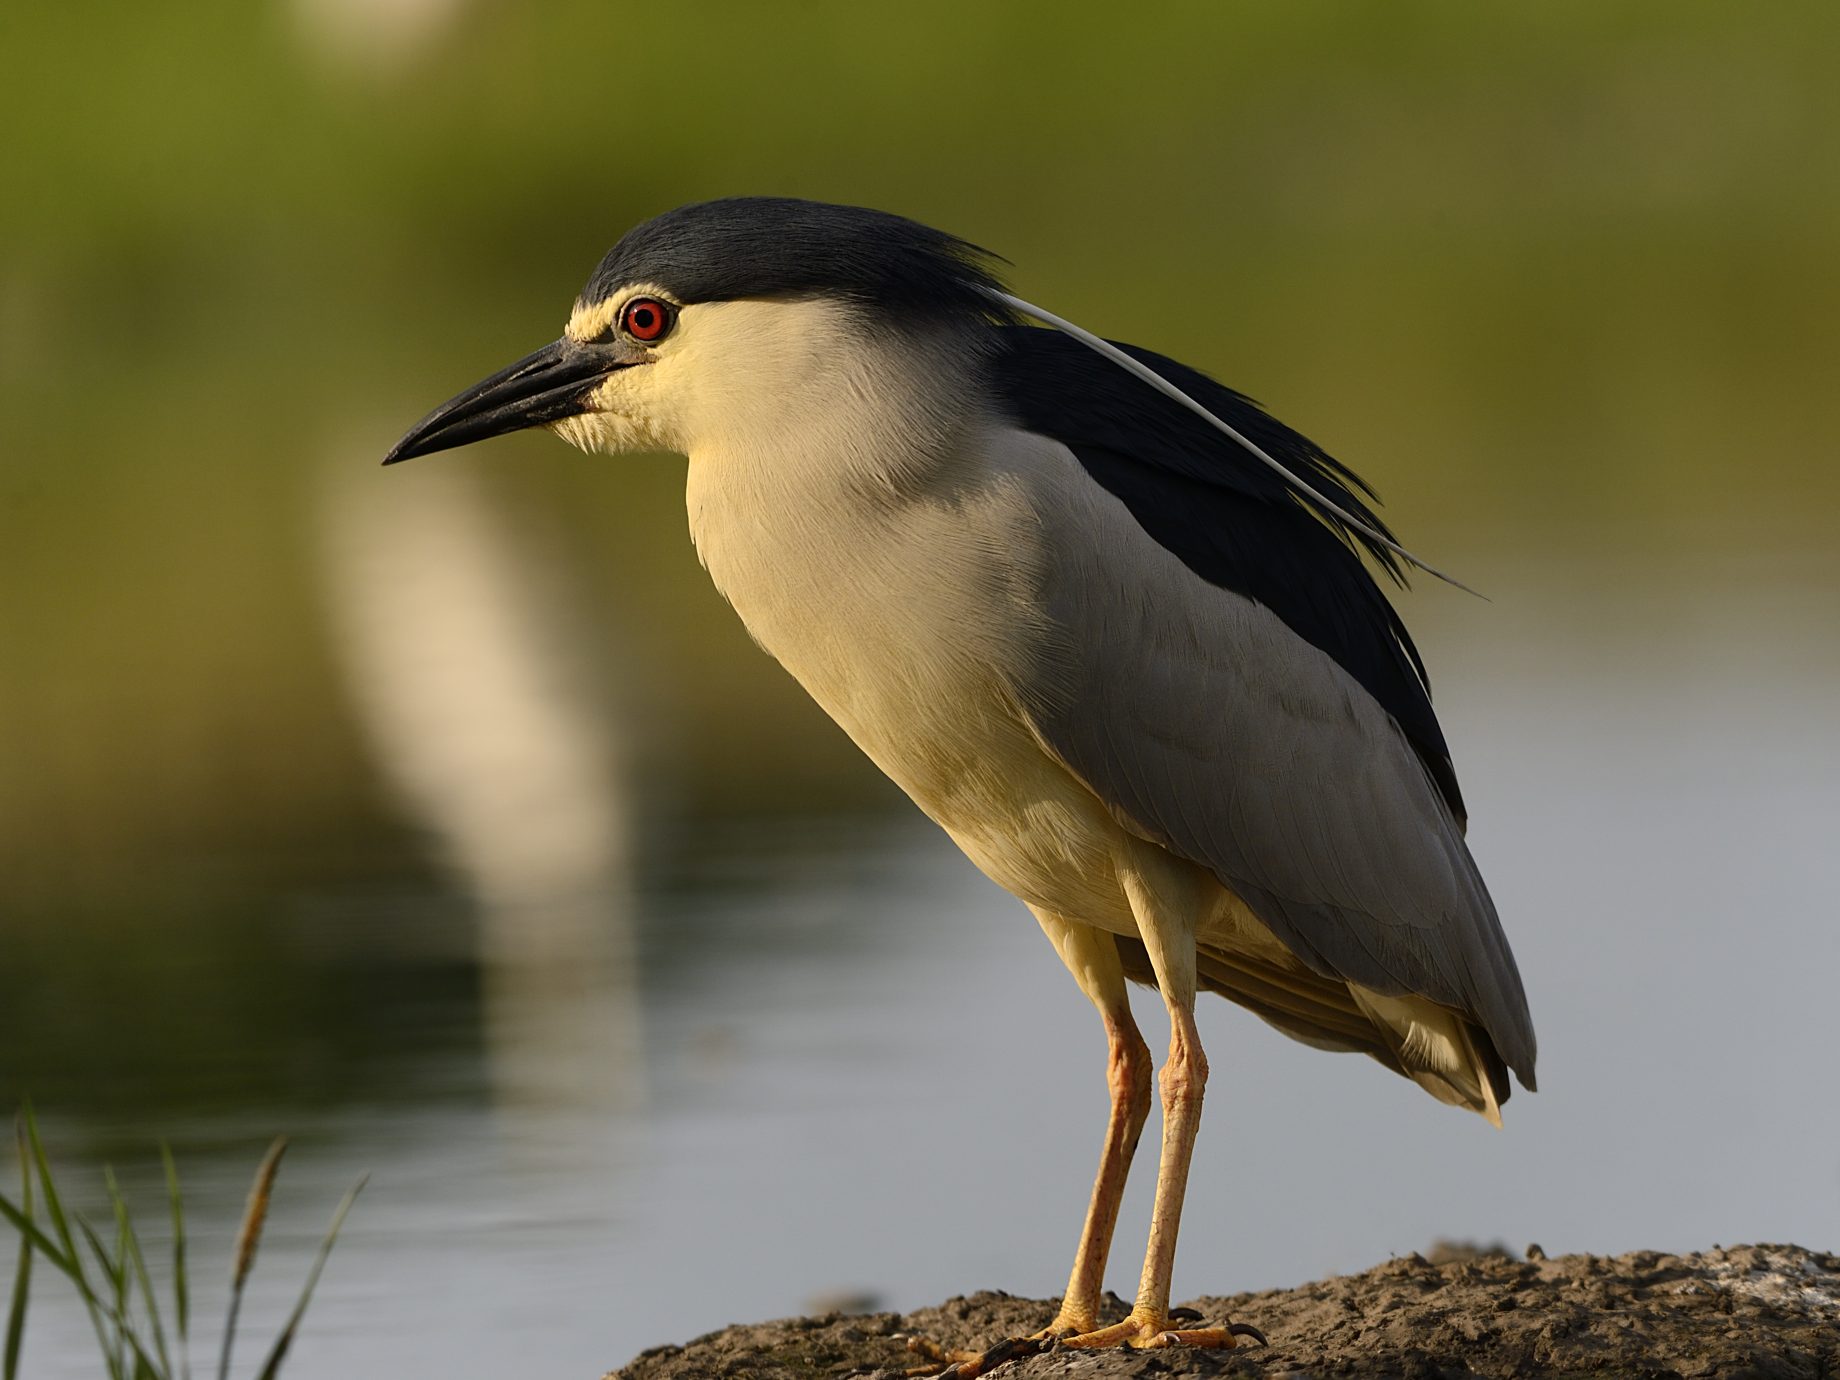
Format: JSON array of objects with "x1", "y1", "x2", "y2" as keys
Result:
[{"x1": 383, "y1": 338, "x2": 636, "y2": 465}]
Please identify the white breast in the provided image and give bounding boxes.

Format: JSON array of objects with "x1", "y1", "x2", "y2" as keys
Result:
[{"x1": 685, "y1": 389, "x2": 1134, "y2": 924}]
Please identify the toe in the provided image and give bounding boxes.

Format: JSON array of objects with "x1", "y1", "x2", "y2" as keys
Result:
[
  {"x1": 925, "y1": 1335, "x2": 1049, "y2": 1378},
  {"x1": 1062, "y1": 1310, "x2": 1265, "y2": 1351}
]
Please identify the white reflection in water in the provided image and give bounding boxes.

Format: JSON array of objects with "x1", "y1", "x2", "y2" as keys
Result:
[{"x1": 316, "y1": 451, "x2": 646, "y2": 1136}]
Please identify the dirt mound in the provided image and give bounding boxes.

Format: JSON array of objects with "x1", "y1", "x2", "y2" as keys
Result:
[{"x1": 608, "y1": 1244, "x2": 1839, "y2": 1379}]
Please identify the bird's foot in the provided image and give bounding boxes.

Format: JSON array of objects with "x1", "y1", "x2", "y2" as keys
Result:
[
  {"x1": 902, "y1": 1302, "x2": 1101, "y2": 1376},
  {"x1": 903, "y1": 1332, "x2": 1048, "y2": 1378},
  {"x1": 1059, "y1": 1305, "x2": 1267, "y2": 1351},
  {"x1": 904, "y1": 1307, "x2": 1263, "y2": 1376}
]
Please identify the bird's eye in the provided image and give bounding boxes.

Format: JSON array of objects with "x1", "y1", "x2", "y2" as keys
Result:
[{"x1": 619, "y1": 297, "x2": 675, "y2": 343}]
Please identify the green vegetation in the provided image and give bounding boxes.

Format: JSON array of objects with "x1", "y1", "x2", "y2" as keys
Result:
[{"x1": 0, "y1": 1110, "x2": 362, "y2": 1380}]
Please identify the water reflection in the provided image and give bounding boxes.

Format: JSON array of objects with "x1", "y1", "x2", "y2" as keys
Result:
[{"x1": 316, "y1": 450, "x2": 647, "y2": 1140}]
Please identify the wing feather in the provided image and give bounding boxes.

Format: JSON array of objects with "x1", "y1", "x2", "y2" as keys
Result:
[
  {"x1": 1014, "y1": 439, "x2": 1537, "y2": 1089},
  {"x1": 991, "y1": 326, "x2": 1466, "y2": 821}
]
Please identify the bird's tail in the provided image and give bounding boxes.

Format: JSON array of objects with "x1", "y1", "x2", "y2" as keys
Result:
[
  {"x1": 1115, "y1": 937, "x2": 1512, "y2": 1124},
  {"x1": 1346, "y1": 984, "x2": 1510, "y2": 1126}
]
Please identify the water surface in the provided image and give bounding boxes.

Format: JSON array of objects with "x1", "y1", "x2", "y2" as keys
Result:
[{"x1": 5, "y1": 564, "x2": 1837, "y2": 1378}]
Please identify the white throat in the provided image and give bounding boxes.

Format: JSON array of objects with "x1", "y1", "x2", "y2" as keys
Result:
[
  {"x1": 675, "y1": 299, "x2": 1023, "y2": 737},
  {"x1": 677, "y1": 297, "x2": 987, "y2": 567}
]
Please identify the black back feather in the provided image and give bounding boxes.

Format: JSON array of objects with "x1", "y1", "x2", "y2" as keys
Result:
[{"x1": 990, "y1": 326, "x2": 1465, "y2": 821}]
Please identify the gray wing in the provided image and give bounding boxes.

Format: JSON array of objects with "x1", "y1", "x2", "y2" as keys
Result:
[{"x1": 1015, "y1": 442, "x2": 1538, "y2": 1089}]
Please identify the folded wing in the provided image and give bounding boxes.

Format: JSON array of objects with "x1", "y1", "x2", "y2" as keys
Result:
[{"x1": 991, "y1": 328, "x2": 1537, "y2": 1094}]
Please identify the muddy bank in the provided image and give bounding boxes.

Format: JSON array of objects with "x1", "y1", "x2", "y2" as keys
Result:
[{"x1": 608, "y1": 1243, "x2": 1838, "y2": 1379}]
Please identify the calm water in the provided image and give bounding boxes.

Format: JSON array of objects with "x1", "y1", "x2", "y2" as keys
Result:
[{"x1": 4, "y1": 562, "x2": 1839, "y2": 1379}]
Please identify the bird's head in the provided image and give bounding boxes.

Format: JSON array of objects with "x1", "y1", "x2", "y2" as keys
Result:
[{"x1": 383, "y1": 197, "x2": 1010, "y2": 465}]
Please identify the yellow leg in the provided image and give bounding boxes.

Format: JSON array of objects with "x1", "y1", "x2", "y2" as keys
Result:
[
  {"x1": 909, "y1": 915, "x2": 1151, "y2": 1379},
  {"x1": 923, "y1": 880, "x2": 1260, "y2": 1380},
  {"x1": 1032, "y1": 911, "x2": 1152, "y2": 1336},
  {"x1": 1059, "y1": 856, "x2": 1261, "y2": 1353}
]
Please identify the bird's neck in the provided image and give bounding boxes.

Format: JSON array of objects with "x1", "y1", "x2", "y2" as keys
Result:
[
  {"x1": 680, "y1": 312, "x2": 1009, "y2": 714},
  {"x1": 682, "y1": 311, "x2": 991, "y2": 573}
]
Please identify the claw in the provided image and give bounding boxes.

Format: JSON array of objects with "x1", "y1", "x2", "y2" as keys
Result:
[
  {"x1": 934, "y1": 1335, "x2": 1050, "y2": 1378},
  {"x1": 1146, "y1": 1319, "x2": 1268, "y2": 1349},
  {"x1": 904, "y1": 1333, "x2": 1050, "y2": 1378}
]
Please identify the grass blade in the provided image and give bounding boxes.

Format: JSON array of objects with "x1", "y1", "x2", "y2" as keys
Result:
[
  {"x1": 1, "y1": 1188, "x2": 168, "y2": 1380},
  {"x1": 4, "y1": 1117, "x2": 32, "y2": 1380},
  {"x1": 161, "y1": 1143, "x2": 188, "y2": 1380},
  {"x1": 252, "y1": 1176, "x2": 366, "y2": 1380},
  {"x1": 22, "y1": 1108, "x2": 116, "y2": 1368},
  {"x1": 218, "y1": 1137, "x2": 286, "y2": 1380},
  {"x1": 107, "y1": 1167, "x2": 172, "y2": 1379},
  {"x1": 3, "y1": 1122, "x2": 361, "y2": 1380},
  {"x1": 75, "y1": 1216, "x2": 130, "y2": 1380},
  {"x1": 67, "y1": 1215, "x2": 168, "y2": 1380},
  {"x1": 0, "y1": 1196, "x2": 77, "y2": 1278},
  {"x1": 112, "y1": 1207, "x2": 132, "y2": 1380}
]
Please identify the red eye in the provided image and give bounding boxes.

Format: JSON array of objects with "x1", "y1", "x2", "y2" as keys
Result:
[{"x1": 620, "y1": 296, "x2": 674, "y2": 342}]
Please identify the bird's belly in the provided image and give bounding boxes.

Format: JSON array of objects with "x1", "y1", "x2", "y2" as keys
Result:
[
  {"x1": 721, "y1": 573, "x2": 1300, "y2": 962},
  {"x1": 908, "y1": 734, "x2": 1142, "y2": 931},
  {"x1": 694, "y1": 534, "x2": 1137, "y2": 929},
  {"x1": 781, "y1": 643, "x2": 1290, "y2": 959},
  {"x1": 773, "y1": 617, "x2": 1143, "y2": 930}
]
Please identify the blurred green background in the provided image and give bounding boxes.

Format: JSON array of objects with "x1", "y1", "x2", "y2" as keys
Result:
[
  {"x1": 2, "y1": 3, "x2": 1838, "y2": 1371},
  {"x1": 6, "y1": 0, "x2": 1836, "y2": 924}
]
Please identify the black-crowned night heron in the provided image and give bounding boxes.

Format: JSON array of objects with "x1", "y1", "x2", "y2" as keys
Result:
[{"x1": 385, "y1": 197, "x2": 1536, "y2": 1369}]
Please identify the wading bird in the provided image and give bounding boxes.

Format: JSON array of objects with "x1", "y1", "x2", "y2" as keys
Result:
[{"x1": 385, "y1": 198, "x2": 1536, "y2": 1370}]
